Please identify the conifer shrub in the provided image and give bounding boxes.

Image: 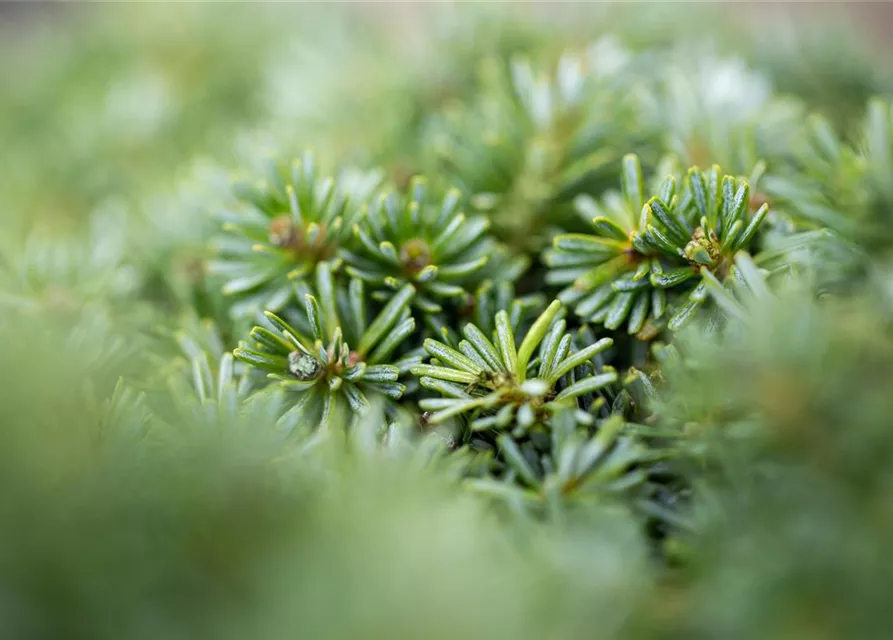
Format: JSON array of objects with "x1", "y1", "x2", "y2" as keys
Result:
[{"x1": 2, "y1": 3, "x2": 893, "y2": 638}]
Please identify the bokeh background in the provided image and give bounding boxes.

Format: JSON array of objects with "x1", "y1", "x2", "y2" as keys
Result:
[{"x1": 2, "y1": 2, "x2": 891, "y2": 236}]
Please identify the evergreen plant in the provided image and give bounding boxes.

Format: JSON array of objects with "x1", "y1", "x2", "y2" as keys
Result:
[{"x1": 3, "y1": 4, "x2": 893, "y2": 638}]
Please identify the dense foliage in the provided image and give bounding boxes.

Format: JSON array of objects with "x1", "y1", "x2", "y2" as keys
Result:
[{"x1": 2, "y1": 3, "x2": 893, "y2": 638}]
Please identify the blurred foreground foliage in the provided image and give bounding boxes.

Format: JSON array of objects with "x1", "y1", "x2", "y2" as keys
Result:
[{"x1": 2, "y1": 3, "x2": 893, "y2": 638}]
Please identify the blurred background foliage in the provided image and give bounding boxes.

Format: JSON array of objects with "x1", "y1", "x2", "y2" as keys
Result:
[{"x1": 2, "y1": 2, "x2": 893, "y2": 638}]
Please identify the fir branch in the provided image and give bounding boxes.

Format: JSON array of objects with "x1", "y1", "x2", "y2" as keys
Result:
[
  {"x1": 209, "y1": 151, "x2": 382, "y2": 317},
  {"x1": 413, "y1": 300, "x2": 617, "y2": 432},
  {"x1": 465, "y1": 411, "x2": 654, "y2": 514},
  {"x1": 427, "y1": 40, "x2": 638, "y2": 251},
  {"x1": 342, "y1": 176, "x2": 524, "y2": 314},
  {"x1": 234, "y1": 263, "x2": 416, "y2": 428},
  {"x1": 546, "y1": 154, "x2": 809, "y2": 333}
]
